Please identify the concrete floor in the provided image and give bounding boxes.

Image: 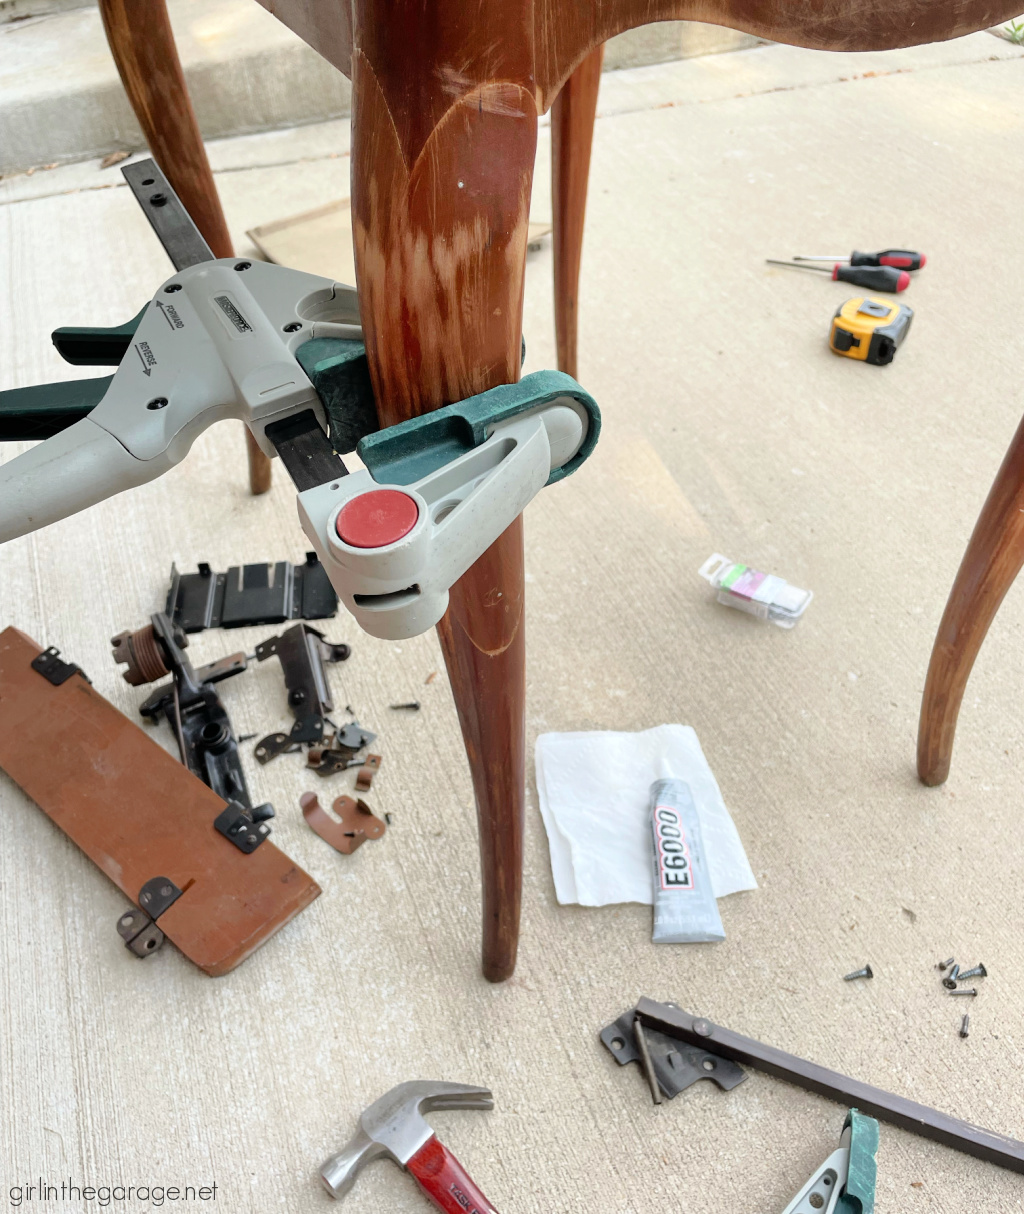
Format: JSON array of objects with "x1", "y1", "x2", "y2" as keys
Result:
[{"x1": 3, "y1": 31, "x2": 1024, "y2": 1213}]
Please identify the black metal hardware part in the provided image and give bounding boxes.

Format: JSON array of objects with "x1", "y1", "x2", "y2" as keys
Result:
[
  {"x1": 254, "y1": 623, "x2": 351, "y2": 761},
  {"x1": 115, "y1": 614, "x2": 273, "y2": 826},
  {"x1": 116, "y1": 875, "x2": 184, "y2": 958},
  {"x1": 30, "y1": 646, "x2": 90, "y2": 686},
  {"x1": 601, "y1": 1006, "x2": 747, "y2": 1100},
  {"x1": 166, "y1": 553, "x2": 338, "y2": 633}
]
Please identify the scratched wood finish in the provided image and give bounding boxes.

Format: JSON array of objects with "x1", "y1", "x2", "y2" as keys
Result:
[
  {"x1": 551, "y1": 45, "x2": 604, "y2": 379},
  {"x1": 350, "y1": 1, "x2": 537, "y2": 980},
  {"x1": 98, "y1": 0, "x2": 273, "y2": 496},
  {"x1": 259, "y1": 0, "x2": 1024, "y2": 105},
  {"x1": 918, "y1": 412, "x2": 1024, "y2": 785},
  {"x1": 251, "y1": 0, "x2": 1024, "y2": 982}
]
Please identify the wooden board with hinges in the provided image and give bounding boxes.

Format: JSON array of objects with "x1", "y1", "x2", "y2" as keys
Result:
[{"x1": 0, "y1": 626, "x2": 320, "y2": 976}]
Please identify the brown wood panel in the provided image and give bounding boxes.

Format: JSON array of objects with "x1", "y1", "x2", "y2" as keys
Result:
[
  {"x1": 552, "y1": 44, "x2": 604, "y2": 379},
  {"x1": 254, "y1": 0, "x2": 1023, "y2": 108},
  {"x1": 533, "y1": 0, "x2": 1024, "y2": 105},
  {"x1": 0, "y1": 627, "x2": 320, "y2": 975},
  {"x1": 350, "y1": 4, "x2": 537, "y2": 980},
  {"x1": 918, "y1": 414, "x2": 1024, "y2": 786},
  {"x1": 99, "y1": 0, "x2": 272, "y2": 496}
]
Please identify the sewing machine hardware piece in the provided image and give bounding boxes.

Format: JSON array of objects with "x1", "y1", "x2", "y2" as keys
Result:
[
  {"x1": 112, "y1": 613, "x2": 273, "y2": 825},
  {"x1": 0, "y1": 626, "x2": 320, "y2": 974},
  {"x1": 30, "y1": 645, "x2": 91, "y2": 686},
  {"x1": 117, "y1": 873, "x2": 187, "y2": 956},
  {"x1": 306, "y1": 722, "x2": 377, "y2": 776},
  {"x1": 600, "y1": 1007, "x2": 747, "y2": 1099},
  {"x1": 300, "y1": 792, "x2": 386, "y2": 854},
  {"x1": 254, "y1": 623, "x2": 351, "y2": 761},
  {"x1": 355, "y1": 754, "x2": 381, "y2": 791},
  {"x1": 214, "y1": 801, "x2": 272, "y2": 854},
  {"x1": 0, "y1": 156, "x2": 600, "y2": 644},
  {"x1": 166, "y1": 553, "x2": 338, "y2": 632},
  {"x1": 116, "y1": 906, "x2": 165, "y2": 957},
  {"x1": 606, "y1": 998, "x2": 1024, "y2": 1174}
]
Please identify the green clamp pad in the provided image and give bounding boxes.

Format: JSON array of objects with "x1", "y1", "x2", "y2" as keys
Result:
[
  {"x1": 837, "y1": 1109, "x2": 879, "y2": 1214},
  {"x1": 293, "y1": 337, "x2": 377, "y2": 455},
  {"x1": 356, "y1": 370, "x2": 601, "y2": 488}
]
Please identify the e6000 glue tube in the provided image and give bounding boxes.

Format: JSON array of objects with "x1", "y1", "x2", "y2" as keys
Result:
[{"x1": 650, "y1": 778, "x2": 725, "y2": 944}]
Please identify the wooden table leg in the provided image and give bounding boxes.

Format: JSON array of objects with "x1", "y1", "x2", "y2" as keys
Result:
[
  {"x1": 99, "y1": 0, "x2": 272, "y2": 496},
  {"x1": 551, "y1": 45, "x2": 603, "y2": 379},
  {"x1": 350, "y1": 19, "x2": 537, "y2": 980},
  {"x1": 918, "y1": 412, "x2": 1024, "y2": 785}
]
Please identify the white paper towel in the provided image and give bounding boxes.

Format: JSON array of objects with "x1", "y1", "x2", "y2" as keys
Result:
[{"x1": 535, "y1": 725, "x2": 757, "y2": 906}]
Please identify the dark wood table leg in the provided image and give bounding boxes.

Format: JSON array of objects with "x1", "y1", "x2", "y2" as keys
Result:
[
  {"x1": 99, "y1": 0, "x2": 272, "y2": 496},
  {"x1": 350, "y1": 9, "x2": 537, "y2": 980},
  {"x1": 551, "y1": 45, "x2": 603, "y2": 378},
  {"x1": 918, "y1": 412, "x2": 1024, "y2": 785}
]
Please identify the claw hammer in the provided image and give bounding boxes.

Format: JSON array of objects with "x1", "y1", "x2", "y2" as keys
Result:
[{"x1": 320, "y1": 1081, "x2": 500, "y2": 1213}]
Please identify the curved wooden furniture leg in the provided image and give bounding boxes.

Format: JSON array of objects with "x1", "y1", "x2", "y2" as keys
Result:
[
  {"x1": 918, "y1": 413, "x2": 1024, "y2": 785},
  {"x1": 551, "y1": 44, "x2": 603, "y2": 378},
  {"x1": 351, "y1": 8, "x2": 537, "y2": 980},
  {"x1": 99, "y1": 0, "x2": 272, "y2": 496}
]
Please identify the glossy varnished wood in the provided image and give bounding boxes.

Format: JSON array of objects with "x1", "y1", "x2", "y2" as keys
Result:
[
  {"x1": 918, "y1": 413, "x2": 1024, "y2": 785},
  {"x1": 350, "y1": 2, "x2": 537, "y2": 980},
  {"x1": 99, "y1": 0, "x2": 272, "y2": 496},
  {"x1": 552, "y1": 45, "x2": 603, "y2": 378}
]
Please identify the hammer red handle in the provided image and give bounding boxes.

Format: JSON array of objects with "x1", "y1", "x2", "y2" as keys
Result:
[{"x1": 406, "y1": 1135, "x2": 500, "y2": 1214}]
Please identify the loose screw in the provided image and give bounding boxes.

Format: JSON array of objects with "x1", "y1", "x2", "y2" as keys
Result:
[
  {"x1": 936, "y1": 957, "x2": 955, "y2": 971},
  {"x1": 959, "y1": 1014, "x2": 970, "y2": 1038},
  {"x1": 949, "y1": 988, "x2": 977, "y2": 997},
  {"x1": 942, "y1": 964, "x2": 961, "y2": 989},
  {"x1": 843, "y1": 965, "x2": 873, "y2": 981},
  {"x1": 390, "y1": 701, "x2": 421, "y2": 710},
  {"x1": 958, "y1": 964, "x2": 987, "y2": 981}
]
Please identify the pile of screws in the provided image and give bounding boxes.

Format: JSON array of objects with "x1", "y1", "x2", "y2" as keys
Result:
[
  {"x1": 841, "y1": 958, "x2": 989, "y2": 1040},
  {"x1": 937, "y1": 958, "x2": 987, "y2": 1039}
]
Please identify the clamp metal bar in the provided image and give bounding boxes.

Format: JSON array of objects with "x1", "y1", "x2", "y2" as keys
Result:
[
  {"x1": 121, "y1": 158, "x2": 214, "y2": 271},
  {"x1": 265, "y1": 410, "x2": 348, "y2": 492},
  {"x1": 635, "y1": 998, "x2": 1024, "y2": 1174}
]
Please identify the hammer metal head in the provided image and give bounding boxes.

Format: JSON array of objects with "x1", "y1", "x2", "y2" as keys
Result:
[{"x1": 320, "y1": 1080, "x2": 493, "y2": 1199}]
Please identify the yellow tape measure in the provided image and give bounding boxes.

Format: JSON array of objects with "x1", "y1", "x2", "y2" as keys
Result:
[{"x1": 830, "y1": 296, "x2": 913, "y2": 365}]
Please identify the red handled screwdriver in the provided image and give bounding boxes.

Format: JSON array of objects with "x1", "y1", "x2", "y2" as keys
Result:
[
  {"x1": 766, "y1": 259, "x2": 911, "y2": 292},
  {"x1": 794, "y1": 249, "x2": 926, "y2": 270}
]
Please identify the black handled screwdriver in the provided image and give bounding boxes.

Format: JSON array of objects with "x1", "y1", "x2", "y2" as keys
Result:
[
  {"x1": 766, "y1": 259, "x2": 911, "y2": 292},
  {"x1": 794, "y1": 249, "x2": 926, "y2": 271}
]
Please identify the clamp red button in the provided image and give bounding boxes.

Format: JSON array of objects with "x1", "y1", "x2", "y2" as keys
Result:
[{"x1": 335, "y1": 489, "x2": 419, "y2": 549}]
